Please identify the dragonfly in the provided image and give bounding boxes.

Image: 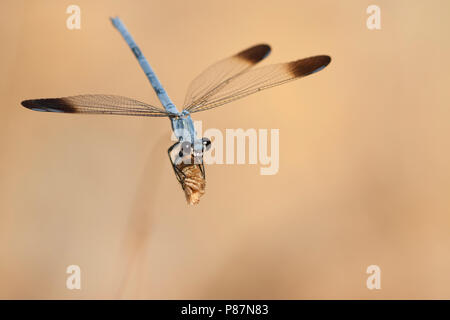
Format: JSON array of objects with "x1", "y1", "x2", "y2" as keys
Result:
[{"x1": 21, "y1": 17, "x2": 331, "y2": 205}]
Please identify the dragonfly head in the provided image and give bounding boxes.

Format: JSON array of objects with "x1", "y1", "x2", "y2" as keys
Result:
[{"x1": 179, "y1": 138, "x2": 210, "y2": 164}]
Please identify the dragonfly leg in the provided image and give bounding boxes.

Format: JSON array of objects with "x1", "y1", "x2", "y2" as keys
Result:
[
  {"x1": 168, "y1": 141, "x2": 186, "y2": 184},
  {"x1": 198, "y1": 137, "x2": 211, "y2": 179},
  {"x1": 199, "y1": 159, "x2": 206, "y2": 179}
]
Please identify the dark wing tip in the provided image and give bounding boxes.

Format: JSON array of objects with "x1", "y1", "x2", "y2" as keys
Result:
[
  {"x1": 21, "y1": 98, "x2": 76, "y2": 113},
  {"x1": 289, "y1": 55, "x2": 331, "y2": 77},
  {"x1": 21, "y1": 99, "x2": 34, "y2": 109},
  {"x1": 237, "y1": 44, "x2": 271, "y2": 63}
]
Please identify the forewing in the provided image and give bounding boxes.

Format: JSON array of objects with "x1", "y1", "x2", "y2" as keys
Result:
[
  {"x1": 183, "y1": 44, "x2": 271, "y2": 110},
  {"x1": 185, "y1": 55, "x2": 331, "y2": 114},
  {"x1": 21, "y1": 94, "x2": 172, "y2": 117}
]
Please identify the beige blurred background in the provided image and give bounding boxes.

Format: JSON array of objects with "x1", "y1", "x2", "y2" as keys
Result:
[{"x1": 0, "y1": 0, "x2": 449, "y2": 299}]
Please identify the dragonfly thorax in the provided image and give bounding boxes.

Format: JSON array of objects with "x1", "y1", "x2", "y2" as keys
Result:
[{"x1": 170, "y1": 111, "x2": 198, "y2": 145}]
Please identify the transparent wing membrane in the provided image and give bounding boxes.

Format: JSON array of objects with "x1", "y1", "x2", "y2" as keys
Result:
[
  {"x1": 21, "y1": 94, "x2": 172, "y2": 117},
  {"x1": 183, "y1": 44, "x2": 271, "y2": 110},
  {"x1": 21, "y1": 52, "x2": 330, "y2": 117},
  {"x1": 184, "y1": 55, "x2": 331, "y2": 114}
]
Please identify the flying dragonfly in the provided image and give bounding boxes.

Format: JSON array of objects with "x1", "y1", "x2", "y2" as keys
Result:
[{"x1": 21, "y1": 17, "x2": 331, "y2": 205}]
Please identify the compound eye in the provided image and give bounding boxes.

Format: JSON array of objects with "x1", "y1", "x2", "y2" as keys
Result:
[
  {"x1": 202, "y1": 137, "x2": 211, "y2": 151},
  {"x1": 181, "y1": 141, "x2": 192, "y2": 155}
]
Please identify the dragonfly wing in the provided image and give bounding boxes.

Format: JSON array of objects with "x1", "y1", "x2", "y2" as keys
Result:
[
  {"x1": 183, "y1": 44, "x2": 271, "y2": 110},
  {"x1": 184, "y1": 55, "x2": 331, "y2": 114},
  {"x1": 21, "y1": 94, "x2": 173, "y2": 117}
]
